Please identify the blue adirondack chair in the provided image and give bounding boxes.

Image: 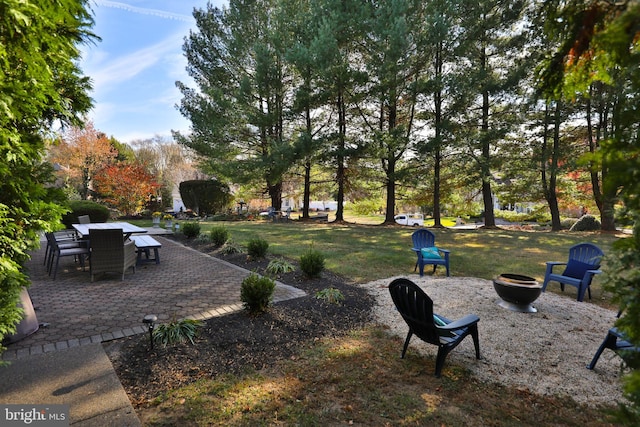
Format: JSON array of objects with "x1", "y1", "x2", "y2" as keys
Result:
[
  {"x1": 388, "y1": 278, "x2": 480, "y2": 377},
  {"x1": 588, "y1": 311, "x2": 640, "y2": 370},
  {"x1": 412, "y1": 229, "x2": 450, "y2": 277},
  {"x1": 541, "y1": 243, "x2": 604, "y2": 302}
]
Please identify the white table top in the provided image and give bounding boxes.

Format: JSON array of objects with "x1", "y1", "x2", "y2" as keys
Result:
[{"x1": 72, "y1": 222, "x2": 148, "y2": 238}]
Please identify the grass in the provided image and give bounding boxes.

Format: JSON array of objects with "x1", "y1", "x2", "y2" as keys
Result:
[
  {"x1": 131, "y1": 215, "x2": 626, "y2": 426},
  {"x1": 140, "y1": 327, "x2": 619, "y2": 426},
  {"x1": 159, "y1": 216, "x2": 619, "y2": 300}
]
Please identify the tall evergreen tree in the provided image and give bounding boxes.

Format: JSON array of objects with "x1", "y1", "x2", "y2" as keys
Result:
[
  {"x1": 359, "y1": 0, "x2": 429, "y2": 224},
  {"x1": 310, "y1": 0, "x2": 368, "y2": 222},
  {"x1": 281, "y1": 0, "x2": 329, "y2": 219},
  {"x1": 418, "y1": 0, "x2": 466, "y2": 226},
  {"x1": 175, "y1": 0, "x2": 295, "y2": 210},
  {"x1": 456, "y1": 0, "x2": 529, "y2": 227}
]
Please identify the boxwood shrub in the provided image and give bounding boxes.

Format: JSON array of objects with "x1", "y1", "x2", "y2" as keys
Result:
[{"x1": 61, "y1": 200, "x2": 110, "y2": 227}]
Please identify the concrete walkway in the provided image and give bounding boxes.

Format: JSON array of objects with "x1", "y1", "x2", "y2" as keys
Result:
[{"x1": 0, "y1": 229, "x2": 306, "y2": 425}]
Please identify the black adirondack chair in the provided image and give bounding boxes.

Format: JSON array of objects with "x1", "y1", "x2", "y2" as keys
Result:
[{"x1": 388, "y1": 278, "x2": 480, "y2": 377}]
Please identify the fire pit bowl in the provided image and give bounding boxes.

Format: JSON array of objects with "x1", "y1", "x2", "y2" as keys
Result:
[{"x1": 493, "y1": 273, "x2": 542, "y2": 313}]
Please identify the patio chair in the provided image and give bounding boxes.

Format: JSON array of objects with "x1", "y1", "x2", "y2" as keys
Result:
[
  {"x1": 78, "y1": 215, "x2": 91, "y2": 224},
  {"x1": 89, "y1": 228, "x2": 137, "y2": 282},
  {"x1": 541, "y1": 243, "x2": 604, "y2": 302},
  {"x1": 411, "y1": 229, "x2": 450, "y2": 277},
  {"x1": 587, "y1": 326, "x2": 639, "y2": 370},
  {"x1": 388, "y1": 278, "x2": 480, "y2": 377},
  {"x1": 45, "y1": 232, "x2": 89, "y2": 280},
  {"x1": 43, "y1": 230, "x2": 79, "y2": 266}
]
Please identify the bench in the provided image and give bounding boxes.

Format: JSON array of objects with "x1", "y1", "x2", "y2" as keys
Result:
[{"x1": 130, "y1": 235, "x2": 162, "y2": 265}]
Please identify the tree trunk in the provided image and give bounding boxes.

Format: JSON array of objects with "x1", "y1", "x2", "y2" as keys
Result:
[
  {"x1": 432, "y1": 41, "x2": 443, "y2": 227},
  {"x1": 587, "y1": 85, "x2": 616, "y2": 231},
  {"x1": 301, "y1": 99, "x2": 313, "y2": 220},
  {"x1": 384, "y1": 92, "x2": 398, "y2": 224},
  {"x1": 302, "y1": 161, "x2": 311, "y2": 219},
  {"x1": 335, "y1": 91, "x2": 346, "y2": 222},
  {"x1": 549, "y1": 101, "x2": 562, "y2": 230},
  {"x1": 384, "y1": 156, "x2": 396, "y2": 223},
  {"x1": 481, "y1": 77, "x2": 495, "y2": 227},
  {"x1": 269, "y1": 181, "x2": 282, "y2": 211}
]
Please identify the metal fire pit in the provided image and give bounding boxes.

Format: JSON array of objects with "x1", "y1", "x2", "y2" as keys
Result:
[{"x1": 493, "y1": 273, "x2": 542, "y2": 313}]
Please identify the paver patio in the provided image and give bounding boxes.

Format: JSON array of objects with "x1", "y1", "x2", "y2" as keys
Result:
[{"x1": 3, "y1": 233, "x2": 306, "y2": 360}]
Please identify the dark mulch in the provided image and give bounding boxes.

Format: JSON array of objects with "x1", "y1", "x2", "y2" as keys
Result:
[{"x1": 104, "y1": 236, "x2": 375, "y2": 407}]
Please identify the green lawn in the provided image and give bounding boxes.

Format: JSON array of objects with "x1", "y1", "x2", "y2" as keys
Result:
[
  {"x1": 132, "y1": 216, "x2": 626, "y2": 425},
  {"x1": 143, "y1": 216, "x2": 622, "y2": 304}
]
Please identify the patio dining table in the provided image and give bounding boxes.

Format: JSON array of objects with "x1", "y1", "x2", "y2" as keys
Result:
[{"x1": 72, "y1": 221, "x2": 148, "y2": 239}]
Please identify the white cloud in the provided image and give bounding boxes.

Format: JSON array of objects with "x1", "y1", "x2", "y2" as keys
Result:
[
  {"x1": 85, "y1": 33, "x2": 184, "y2": 95},
  {"x1": 94, "y1": 0, "x2": 194, "y2": 22}
]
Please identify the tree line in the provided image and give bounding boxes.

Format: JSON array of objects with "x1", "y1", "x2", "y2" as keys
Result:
[{"x1": 173, "y1": 0, "x2": 634, "y2": 231}]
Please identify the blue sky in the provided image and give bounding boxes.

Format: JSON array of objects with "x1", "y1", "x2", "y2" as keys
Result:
[{"x1": 80, "y1": 1, "x2": 227, "y2": 143}]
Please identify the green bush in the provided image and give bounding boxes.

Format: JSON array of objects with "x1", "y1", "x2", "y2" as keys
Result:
[
  {"x1": 561, "y1": 218, "x2": 578, "y2": 230},
  {"x1": 350, "y1": 198, "x2": 383, "y2": 215},
  {"x1": 210, "y1": 226, "x2": 230, "y2": 246},
  {"x1": 266, "y1": 258, "x2": 295, "y2": 276},
  {"x1": 179, "y1": 179, "x2": 232, "y2": 216},
  {"x1": 240, "y1": 272, "x2": 276, "y2": 313},
  {"x1": 300, "y1": 248, "x2": 325, "y2": 278},
  {"x1": 61, "y1": 200, "x2": 110, "y2": 227},
  {"x1": 315, "y1": 287, "x2": 344, "y2": 305},
  {"x1": 495, "y1": 207, "x2": 550, "y2": 224},
  {"x1": 182, "y1": 221, "x2": 201, "y2": 238},
  {"x1": 220, "y1": 240, "x2": 243, "y2": 255},
  {"x1": 247, "y1": 237, "x2": 269, "y2": 258},
  {"x1": 195, "y1": 233, "x2": 210, "y2": 244},
  {"x1": 153, "y1": 318, "x2": 202, "y2": 347},
  {"x1": 570, "y1": 214, "x2": 601, "y2": 232}
]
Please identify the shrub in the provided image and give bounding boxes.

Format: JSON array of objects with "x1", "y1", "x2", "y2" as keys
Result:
[
  {"x1": 153, "y1": 318, "x2": 202, "y2": 347},
  {"x1": 240, "y1": 272, "x2": 276, "y2": 313},
  {"x1": 179, "y1": 179, "x2": 232, "y2": 216},
  {"x1": 561, "y1": 218, "x2": 578, "y2": 230},
  {"x1": 182, "y1": 221, "x2": 201, "y2": 238},
  {"x1": 300, "y1": 248, "x2": 325, "y2": 278},
  {"x1": 220, "y1": 240, "x2": 243, "y2": 255},
  {"x1": 210, "y1": 226, "x2": 230, "y2": 246},
  {"x1": 315, "y1": 287, "x2": 344, "y2": 305},
  {"x1": 350, "y1": 198, "x2": 384, "y2": 215},
  {"x1": 61, "y1": 200, "x2": 110, "y2": 227},
  {"x1": 195, "y1": 233, "x2": 210, "y2": 244},
  {"x1": 570, "y1": 214, "x2": 601, "y2": 232},
  {"x1": 266, "y1": 258, "x2": 295, "y2": 276},
  {"x1": 247, "y1": 237, "x2": 269, "y2": 258}
]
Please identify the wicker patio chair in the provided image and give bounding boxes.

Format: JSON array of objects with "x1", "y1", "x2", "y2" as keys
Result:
[
  {"x1": 89, "y1": 228, "x2": 136, "y2": 282},
  {"x1": 45, "y1": 232, "x2": 89, "y2": 280}
]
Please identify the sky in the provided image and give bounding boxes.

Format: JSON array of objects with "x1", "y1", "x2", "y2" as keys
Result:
[{"x1": 80, "y1": 0, "x2": 227, "y2": 144}]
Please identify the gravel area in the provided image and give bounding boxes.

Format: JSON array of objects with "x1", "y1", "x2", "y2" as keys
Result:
[{"x1": 363, "y1": 275, "x2": 627, "y2": 407}]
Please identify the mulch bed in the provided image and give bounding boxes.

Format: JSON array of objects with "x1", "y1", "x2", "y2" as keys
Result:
[{"x1": 104, "y1": 235, "x2": 375, "y2": 407}]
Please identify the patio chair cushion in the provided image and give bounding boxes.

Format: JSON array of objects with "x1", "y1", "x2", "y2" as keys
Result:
[
  {"x1": 421, "y1": 247, "x2": 442, "y2": 259},
  {"x1": 562, "y1": 259, "x2": 597, "y2": 279}
]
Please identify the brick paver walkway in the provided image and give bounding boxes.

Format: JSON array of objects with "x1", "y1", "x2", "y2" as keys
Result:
[{"x1": 3, "y1": 233, "x2": 306, "y2": 360}]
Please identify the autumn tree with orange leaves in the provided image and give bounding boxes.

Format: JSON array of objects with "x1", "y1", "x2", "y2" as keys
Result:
[
  {"x1": 93, "y1": 163, "x2": 161, "y2": 216},
  {"x1": 48, "y1": 121, "x2": 117, "y2": 199}
]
